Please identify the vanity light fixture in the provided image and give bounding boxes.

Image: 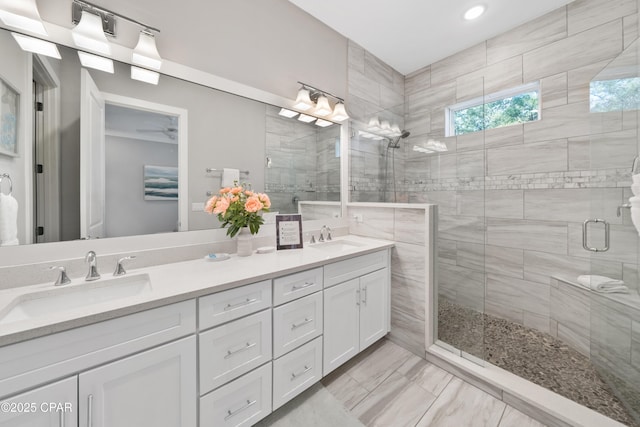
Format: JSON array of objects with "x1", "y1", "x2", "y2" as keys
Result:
[
  {"x1": 378, "y1": 120, "x2": 393, "y2": 135},
  {"x1": 278, "y1": 108, "x2": 299, "y2": 118},
  {"x1": 464, "y1": 5, "x2": 486, "y2": 20},
  {"x1": 131, "y1": 66, "x2": 160, "y2": 85},
  {"x1": 72, "y1": 10, "x2": 111, "y2": 55},
  {"x1": 0, "y1": 0, "x2": 48, "y2": 36},
  {"x1": 314, "y1": 95, "x2": 333, "y2": 117},
  {"x1": 11, "y1": 33, "x2": 61, "y2": 59},
  {"x1": 77, "y1": 51, "x2": 114, "y2": 73},
  {"x1": 315, "y1": 118, "x2": 333, "y2": 127},
  {"x1": 297, "y1": 113, "x2": 316, "y2": 123},
  {"x1": 367, "y1": 117, "x2": 381, "y2": 132},
  {"x1": 294, "y1": 82, "x2": 349, "y2": 122},
  {"x1": 132, "y1": 30, "x2": 162, "y2": 70}
]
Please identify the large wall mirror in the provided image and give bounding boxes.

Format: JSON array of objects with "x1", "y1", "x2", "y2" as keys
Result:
[{"x1": 0, "y1": 28, "x2": 341, "y2": 248}]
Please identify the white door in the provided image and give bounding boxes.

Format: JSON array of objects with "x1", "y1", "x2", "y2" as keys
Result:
[
  {"x1": 323, "y1": 279, "x2": 359, "y2": 375},
  {"x1": 359, "y1": 269, "x2": 389, "y2": 350},
  {"x1": 0, "y1": 377, "x2": 77, "y2": 427},
  {"x1": 78, "y1": 336, "x2": 196, "y2": 427},
  {"x1": 80, "y1": 69, "x2": 106, "y2": 240}
]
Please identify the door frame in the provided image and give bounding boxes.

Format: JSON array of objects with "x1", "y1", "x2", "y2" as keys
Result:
[{"x1": 100, "y1": 93, "x2": 189, "y2": 232}]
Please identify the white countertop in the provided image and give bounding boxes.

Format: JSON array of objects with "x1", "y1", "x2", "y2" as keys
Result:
[{"x1": 0, "y1": 235, "x2": 394, "y2": 347}]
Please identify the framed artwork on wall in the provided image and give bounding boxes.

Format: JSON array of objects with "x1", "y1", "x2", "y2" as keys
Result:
[
  {"x1": 143, "y1": 165, "x2": 179, "y2": 200},
  {"x1": 276, "y1": 214, "x2": 303, "y2": 250},
  {"x1": 0, "y1": 76, "x2": 19, "y2": 157}
]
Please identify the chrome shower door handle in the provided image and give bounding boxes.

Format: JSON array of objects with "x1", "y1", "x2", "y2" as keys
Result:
[{"x1": 582, "y1": 219, "x2": 610, "y2": 252}]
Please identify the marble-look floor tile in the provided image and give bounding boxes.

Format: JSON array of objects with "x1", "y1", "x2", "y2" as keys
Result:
[
  {"x1": 416, "y1": 377, "x2": 506, "y2": 427},
  {"x1": 351, "y1": 372, "x2": 437, "y2": 427},
  {"x1": 321, "y1": 370, "x2": 370, "y2": 411},
  {"x1": 342, "y1": 339, "x2": 413, "y2": 392},
  {"x1": 397, "y1": 354, "x2": 454, "y2": 396},
  {"x1": 498, "y1": 405, "x2": 546, "y2": 427}
]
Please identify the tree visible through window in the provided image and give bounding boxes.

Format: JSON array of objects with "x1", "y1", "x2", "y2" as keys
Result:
[
  {"x1": 590, "y1": 78, "x2": 640, "y2": 112},
  {"x1": 447, "y1": 83, "x2": 540, "y2": 136}
]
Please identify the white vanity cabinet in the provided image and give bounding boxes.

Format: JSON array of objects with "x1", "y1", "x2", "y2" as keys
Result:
[
  {"x1": 0, "y1": 300, "x2": 197, "y2": 427},
  {"x1": 78, "y1": 336, "x2": 196, "y2": 427},
  {"x1": 0, "y1": 377, "x2": 77, "y2": 427},
  {"x1": 323, "y1": 252, "x2": 390, "y2": 375}
]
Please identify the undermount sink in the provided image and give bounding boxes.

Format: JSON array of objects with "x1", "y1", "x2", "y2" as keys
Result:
[
  {"x1": 0, "y1": 273, "x2": 152, "y2": 325},
  {"x1": 308, "y1": 239, "x2": 365, "y2": 253}
]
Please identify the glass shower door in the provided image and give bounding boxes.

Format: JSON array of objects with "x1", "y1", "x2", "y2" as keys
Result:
[{"x1": 588, "y1": 38, "x2": 640, "y2": 424}]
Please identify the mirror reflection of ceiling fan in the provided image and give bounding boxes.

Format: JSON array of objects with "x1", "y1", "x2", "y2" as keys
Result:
[{"x1": 136, "y1": 116, "x2": 178, "y2": 140}]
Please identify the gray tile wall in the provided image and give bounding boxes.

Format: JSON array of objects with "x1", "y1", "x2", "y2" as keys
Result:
[
  {"x1": 347, "y1": 205, "x2": 431, "y2": 357},
  {"x1": 348, "y1": 41, "x2": 406, "y2": 203},
  {"x1": 400, "y1": 0, "x2": 640, "y2": 339},
  {"x1": 265, "y1": 106, "x2": 340, "y2": 213}
]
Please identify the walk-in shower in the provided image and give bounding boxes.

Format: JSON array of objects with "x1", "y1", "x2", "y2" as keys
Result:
[{"x1": 348, "y1": 4, "x2": 640, "y2": 423}]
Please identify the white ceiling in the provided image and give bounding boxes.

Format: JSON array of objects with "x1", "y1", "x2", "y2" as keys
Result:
[{"x1": 288, "y1": 0, "x2": 575, "y2": 75}]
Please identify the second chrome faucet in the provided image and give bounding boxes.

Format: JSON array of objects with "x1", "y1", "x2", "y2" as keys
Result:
[{"x1": 85, "y1": 251, "x2": 101, "y2": 281}]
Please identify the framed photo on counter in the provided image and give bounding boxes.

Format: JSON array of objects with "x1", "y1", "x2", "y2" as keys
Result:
[{"x1": 276, "y1": 214, "x2": 303, "y2": 250}]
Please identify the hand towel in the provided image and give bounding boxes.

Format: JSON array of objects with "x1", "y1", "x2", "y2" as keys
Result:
[
  {"x1": 222, "y1": 168, "x2": 240, "y2": 188},
  {"x1": 0, "y1": 193, "x2": 19, "y2": 246},
  {"x1": 576, "y1": 275, "x2": 628, "y2": 293}
]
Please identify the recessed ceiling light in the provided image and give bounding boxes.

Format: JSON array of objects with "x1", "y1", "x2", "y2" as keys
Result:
[{"x1": 464, "y1": 5, "x2": 486, "y2": 20}]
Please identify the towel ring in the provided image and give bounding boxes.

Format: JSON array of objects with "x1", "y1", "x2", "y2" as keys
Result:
[{"x1": 0, "y1": 174, "x2": 12, "y2": 196}]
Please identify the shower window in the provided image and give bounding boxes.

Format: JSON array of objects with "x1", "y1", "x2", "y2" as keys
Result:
[{"x1": 446, "y1": 82, "x2": 540, "y2": 136}]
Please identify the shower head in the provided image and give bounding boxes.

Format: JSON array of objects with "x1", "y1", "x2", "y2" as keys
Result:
[{"x1": 387, "y1": 130, "x2": 411, "y2": 149}]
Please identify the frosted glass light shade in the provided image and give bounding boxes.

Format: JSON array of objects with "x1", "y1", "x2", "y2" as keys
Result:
[
  {"x1": 367, "y1": 117, "x2": 381, "y2": 131},
  {"x1": 330, "y1": 102, "x2": 349, "y2": 122},
  {"x1": 72, "y1": 11, "x2": 111, "y2": 55},
  {"x1": 0, "y1": 0, "x2": 47, "y2": 35},
  {"x1": 132, "y1": 31, "x2": 162, "y2": 70},
  {"x1": 314, "y1": 95, "x2": 332, "y2": 116},
  {"x1": 11, "y1": 33, "x2": 60, "y2": 59},
  {"x1": 293, "y1": 88, "x2": 314, "y2": 111},
  {"x1": 131, "y1": 66, "x2": 160, "y2": 85},
  {"x1": 379, "y1": 120, "x2": 392, "y2": 135},
  {"x1": 78, "y1": 51, "x2": 114, "y2": 73}
]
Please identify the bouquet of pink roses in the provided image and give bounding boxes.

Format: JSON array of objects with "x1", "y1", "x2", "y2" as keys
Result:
[{"x1": 204, "y1": 184, "x2": 271, "y2": 237}]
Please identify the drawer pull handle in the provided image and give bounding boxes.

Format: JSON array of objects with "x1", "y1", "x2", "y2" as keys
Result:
[
  {"x1": 224, "y1": 298, "x2": 258, "y2": 311},
  {"x1": 87, "y1": 394, "x2": 93, "y2": 427},
  {"x1": 224, "y1": 399, "x2": 257, "y2": 421},
  {"x1": 224, "y1": 342, "x2": 257, "y2": 359},
  {"x1": 291, "y1": 317, "x2": 313, "y2": 330},
  {"x1": 59, "y1": 411, "x2": 65, "y2": 427},
  {"x1": 292, "y1": 281, "x2": 315, "y2": 290},
  {"x1": 362, "y1": 285, "x2": 367, "y2": 305},
  {"x1": 291, "y1": 365, "x2": 312, "y2": 380}
]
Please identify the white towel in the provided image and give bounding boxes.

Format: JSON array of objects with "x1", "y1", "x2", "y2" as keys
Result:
[
  {"x1": 222, "y1": 168, "x2": 240, "y2": 188},
  {"x1": 0, "y1": 193, "x2": 19, "y2": 246},
  {"x1": 576, "y1": 275, "x2": 628, "y2": 293}
]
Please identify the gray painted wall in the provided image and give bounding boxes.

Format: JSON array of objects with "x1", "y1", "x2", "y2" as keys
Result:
[
  {"x1": 35, "y1": 0, "x2": 348, "y2": 100},
  {"x1": 104, "y1": 136, "x2": 178, "y2": 238}
]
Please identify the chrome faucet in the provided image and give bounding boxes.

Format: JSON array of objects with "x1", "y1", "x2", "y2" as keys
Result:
[
  {"x1": 85, "y1": 251, "x2": 101, "y2": 281},
  {"x1": 326, "y1": 227, "x2": 332, "y2": 241},
  {"x1": 319, "y1": 225, "x2": 328, "y2": 242},
  {"x1": 50, "y1": 266, "x2": 71, "y2": 286},
  {"x1": 113, "y1": 256, "x2": 136, "y2": 276}
]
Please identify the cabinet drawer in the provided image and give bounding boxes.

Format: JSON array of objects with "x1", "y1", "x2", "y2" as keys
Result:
[
  {"x1": 199, "y1": 310, "x2": 272, "y2": 394},
  {"x1": 199, "y1": 280, "x2": 271, "y2": 330},
  {"x1": 273, "y1": 292, "x2": 322, "y2": 358},
  {"x1": 0, "y1": 300, "x2": 196, "y2": 400},
  {"x1": 273, "y1": 336, "x2": 323, "y2": 410},
  {"x1": 273, "y1": 268, "x2": 323, "y2": 306},
  {"x1": 324, "y1": 250, "x2": 389, "y2": 288},
  {"x1": 200, "y1": 362, "x2": 272, "y2": 427}
]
